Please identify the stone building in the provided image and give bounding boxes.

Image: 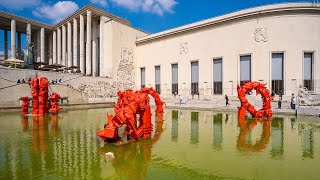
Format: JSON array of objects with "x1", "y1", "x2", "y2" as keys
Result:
[{"x1": 0, "y1": 2, "x2": 320, "y2": 101}]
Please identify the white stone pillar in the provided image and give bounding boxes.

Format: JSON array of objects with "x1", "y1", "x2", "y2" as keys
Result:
[
  {"x1": 53, "y1": 31, "x2": 57, "y2": 64},
  {"x1": 4, "y1": 30, "x2": 8, "y2": 59},
  {"x1": 11, "y1": 19, "x2": 16, "y2": 59},
  {"x1": 40, "y1": 27, "x2": 45, "y2": 63},
  {"x1": 92, "y1": 19, "x2": 97, "y2": 77},
  {"x1": 86, "y1": 10, "x2": 92, "y2": 75},
  {"x1": 62, "y1": 25, "x2": 66, "y2": 66},
  {"x1": 67, "y1": 21, "x2": 72, "y2": 67},
  {"x1": 73, "y1": 18, "x2": 78, "y2": 67},
  {"x1": 17, "y1": 33, "x2": 21, "y2": 58},
  {"x1": 57, "y1": 28, "x2": 61, "y2": 64},
  {"x1": 36, "y1": 30, "x2": 40, "y2": 62},
  {"x1": 80, "y1": 14, "x2": 85, "y2": 74},
  {"x1": 48, "y1": 33, "x2": 53, "y2": 65},
  {"x1": 26, "y1": 24, "x2": 31, "y2": 58}
]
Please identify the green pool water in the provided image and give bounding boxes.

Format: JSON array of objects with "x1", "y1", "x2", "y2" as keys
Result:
[{"x1": 1, "y1": 108, "x2": 320, "y2": 180}]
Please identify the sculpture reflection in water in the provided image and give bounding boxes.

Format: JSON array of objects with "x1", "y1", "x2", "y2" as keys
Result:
[
  {"x1": 97, "y1": 88, "x2": 164, "y2": 142},
  {"x1": 98, "y1": 121, "x2": 164, "y2": 179},
  {"x1": 21, "y1": 114, "x2": 61, "y2": 154},
  {"x1": 237, "y1": 118, "x2": 271, "y2": 153}
]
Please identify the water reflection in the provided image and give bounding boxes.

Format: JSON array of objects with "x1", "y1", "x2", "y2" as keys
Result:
[
  {"x1": 270, "y1": 117, "x2": 284, "y2": 159},
  {"x1": 212, "y1": 114, "x2": 223, "y2": 151},
  {"x1": 1, "y1": 109, "x2": 320, "y2": 179},
  {"x1": 171, "y1": 110, "x2": 178, "y2": 142},
  {"x1": 300, "y1": 124, "x2": 315, "y2": 159},
  {"x1": 237, "y1": 118, "x2": 271, "y2": 153},
  {"x1": 190, "y1": 112, "x2": 199, "y2": 144},
  {"x1": 99, "y1": 121, "x2": 164, "y2": 179}
]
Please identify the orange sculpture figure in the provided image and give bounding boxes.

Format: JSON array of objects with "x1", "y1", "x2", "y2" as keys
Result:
[
  {"x1": 237, "y1": 82, "x2": 273, "y2": 118},
  {"x1": 21, "y1": 75, "x2": 62, "y2": 115},
  {"x1": 38, "y1": 77, "x2": 49, "y2": 115},
  {"x1": 30, "y1": 75, "x2": 39, "y2": 115},
  {"x1": 97, "y1": 87, "x2": 164, "y2": 141},
  {"x1": 21, "y1": 96, "x2": 29, "y2": 115},
  {"x1": 50, "y1": 92, "x2": 63, "y2": 113}
]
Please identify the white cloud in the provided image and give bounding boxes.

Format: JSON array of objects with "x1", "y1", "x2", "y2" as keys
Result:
[
  {"x1": 110, "y1": 0, "x2": 177, "y2": 15},
  {"x1": 32, "y1": 1, "x2": 79, "y2": 23},
  {"x1": 90, "y1": 0, "x2": 108, "y2": 7},
  {"x1": 0, "y1": 0, "x2": 41, "y2": 10}
]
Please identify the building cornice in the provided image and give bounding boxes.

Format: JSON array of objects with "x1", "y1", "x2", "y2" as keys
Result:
[
  {"x1": 136, "y1": 2, "x2": 320, "y2": 44},
  {"x1": 0, "y1": 11, "x2": 53, "y2": 29},
  {"x1": 53, "y1": 4, "x2": 130, "y2": 28}
]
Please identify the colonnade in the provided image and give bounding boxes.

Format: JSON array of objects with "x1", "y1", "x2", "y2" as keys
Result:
[
  {"x1": 3, "y1": 19, "x2": 45, "y2": 62},
  {"x1": 52, "y1": 10, "x2": 98, "y2": 76}
]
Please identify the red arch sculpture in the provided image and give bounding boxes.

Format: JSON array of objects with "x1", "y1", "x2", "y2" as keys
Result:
[
  {"x1": 237, "y1": 82, "x2": 273, "y2": 118},
  {"x1": 96, "y1": 87, "x2": 164, "y2": 141}
]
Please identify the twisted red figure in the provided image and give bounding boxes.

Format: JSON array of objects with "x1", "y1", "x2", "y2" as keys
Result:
[
  {"x1": 21, "y1": 75, "x2": 62, "y2": 115},
  {"x1": 97, "y1": 87, "x2": 164, "y2": 141},
  {"x1": 21, "y1": 96, "x2": 29, "y2": 115},
  {"x1": 237, "y1": 82, "x2": 273, "y2": 118}
]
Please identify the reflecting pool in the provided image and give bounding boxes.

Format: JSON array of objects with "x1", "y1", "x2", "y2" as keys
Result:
[{"x1": 1, "y1": 108, "x2": 320, "y2": 179}]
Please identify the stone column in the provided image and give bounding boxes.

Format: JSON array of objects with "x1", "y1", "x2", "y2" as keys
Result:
[
  {"x1": 11, "y1": 19, "x2": 16, "y2": 59},
  {"x1": 92, "y1": 19, "x2": 97, "y2": 77},
  {"x1": 17, "y1": 33, "x2": 21, "y2": 58},
  {"x1": 48, "y1": 33, "x2": 53, "y2": 65},
  {"x1": 26, "y1": 24, "x2": 31, "y2": 59},
  {"x1": 86, "y1": 10, "x2": 92, "y2": 75},
  {"x1": 73, "y1": 18, "x2": 78, "y2": 67},
  {"x1": 57, "y1": 28, "x2": 61, "y2": 64},
  {"x1": 4, "y1": 30, "x2": 8, "y2": 59},
  {"x1": 67, "y1": 21, "x2": 72, "y2": 67},
  {"x1": 62, "y1": 25, "x2": 66, "y2": 66},
  {"x1": 40, "y1": 27, "x2": 45, "y2": 63},
  {"x1": 80, "y1": 14, "x2": 85, "y2": 74},
  {"x1": 53, "y1": 31, "x2": 57, "y2": 64}
]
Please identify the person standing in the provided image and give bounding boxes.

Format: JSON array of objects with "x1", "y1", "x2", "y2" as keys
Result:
[
  {"x1": 278, "y1": 96, "x2": 282, "y2": 109},
  {"x1": 292, "y1": 96, "x2": 297, "y2": 110},
  {"x1": 179, "y1": 95, "x2": 183, "y2": 105},
  {"x1": 291, "y1": 93, "x2": 295, "y2": 109},
  {"x1": 225, "y1": 94, "x2": 230, "y2": 107}
]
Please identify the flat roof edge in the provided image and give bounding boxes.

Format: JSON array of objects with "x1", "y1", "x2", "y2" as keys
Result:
[
  {"x1": 0, "y1": 11, "x2": 53, "y2": 29},
  {"x1": 136, "y1": 2, "x2": 320, "y2": 44}
]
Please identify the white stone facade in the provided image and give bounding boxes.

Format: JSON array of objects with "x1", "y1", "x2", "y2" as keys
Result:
[{"x1": 0, "y1": 2, "x2": 320, "y2": 101}]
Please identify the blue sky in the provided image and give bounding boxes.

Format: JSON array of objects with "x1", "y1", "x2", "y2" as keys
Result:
[{"x1": 0, "y1": 0, "x2": 314, "y2": 34}]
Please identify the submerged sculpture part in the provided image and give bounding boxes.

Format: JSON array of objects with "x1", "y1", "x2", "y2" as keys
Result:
[
  {"x1": 97, "y1": 87, "x2": 164, "y2": 142},
  {"x1": 237, "y1": 82, "x2": 273, "y2": 118}
]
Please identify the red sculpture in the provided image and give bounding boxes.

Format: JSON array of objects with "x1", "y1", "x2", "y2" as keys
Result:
[
  {"x1": 97, "y1": 87, "x2": 164, "y2": 141},
  {"x1": 21, "y1": 75, "x2": 62, "y2": 115},
  {"x1": 237, "y1": 82, "x2": 273, "y2": 118},
  {"x1": 30, "y1": 75, "x2": 39, "y2": 115},
  {"x1": 21, "y1": 96, "x2": 29, "y2": 115},
  {"x1": 50, "y1": 92, "x2": 63, "y2": 113}
]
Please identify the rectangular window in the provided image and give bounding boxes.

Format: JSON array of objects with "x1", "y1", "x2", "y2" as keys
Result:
[
  {"x1": 191, "y1": 61, "x2": 199, "y2": 94},
  {"x1": 213, "y1": 58, "x2": 223, "y2": 94},
  {"x1": 272, "y1": 53, "x2": 284, "y2": 94},
  {"x1": 304, "y1": 53, "x2": 314, "y2": 91},
  {"x1": 172, "y1": 64, "x2": 178, "y2": 95},
  {"x1": 155, "y1": 66, "x2": 161, "y2": 94},
  {"x1": 140, "y1": 67, "x2": 145, "y2": 88},
  {"x1": 240, "y1": 55, "x2": 251, "y2": 86}
]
